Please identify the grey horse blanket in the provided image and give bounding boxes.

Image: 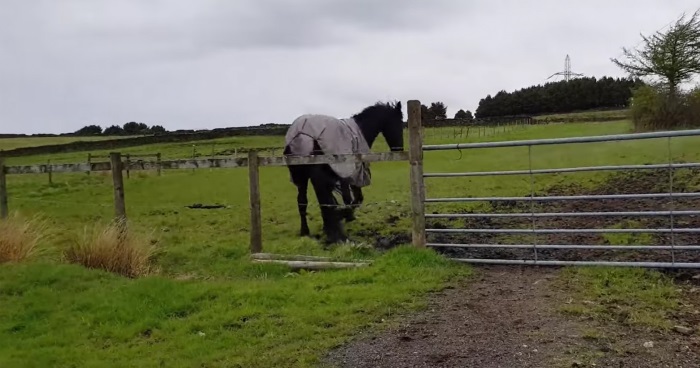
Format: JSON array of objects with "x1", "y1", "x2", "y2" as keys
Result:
[{"x1": 285, "y1": 114, "x2": 371, "y2": 187}]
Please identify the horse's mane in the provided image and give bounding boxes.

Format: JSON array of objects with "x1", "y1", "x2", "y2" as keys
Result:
[{"x1": 351, "y1": 101, "x2": 403, "y2": 122}]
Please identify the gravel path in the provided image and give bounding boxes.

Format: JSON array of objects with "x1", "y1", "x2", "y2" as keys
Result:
[{"x1": 322, "y1": 266, "x2": 700, "y2": 368}]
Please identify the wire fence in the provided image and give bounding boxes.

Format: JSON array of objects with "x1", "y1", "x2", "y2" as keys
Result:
[{"x1": 421, "y1": 121, "x2": 530, "y2": 141}]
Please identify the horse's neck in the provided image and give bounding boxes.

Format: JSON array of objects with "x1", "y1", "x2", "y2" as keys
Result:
[{"x1": 354, "y1": 118, "x2": 380, "y2": 148}]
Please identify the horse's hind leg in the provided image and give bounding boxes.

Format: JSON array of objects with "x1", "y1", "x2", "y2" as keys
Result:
[
  {"x1": 287, "y1": 160, "x2": 311, "y2": 237},
  {"x1": 296, "y1": 175, "x2": 311, "y2": 237}
]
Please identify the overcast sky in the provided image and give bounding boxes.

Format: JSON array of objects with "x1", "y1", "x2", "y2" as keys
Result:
[{"x1": 1, "y1": 0, "x2": 698, "y2": 134}]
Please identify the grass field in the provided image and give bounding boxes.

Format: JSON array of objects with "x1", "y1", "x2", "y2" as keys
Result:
[
  {"x1": 0, "y1": 135, "x2": 143, "y2": 151},
  {"x1": 534, "y1": 108, "x2": 629, "y2": 121},
  {"x1": 1, "y1": 118, "x2": 699, "y2": 367},
  {"x1": 4, "y1": 135, "x2": 284, "y2": 166}
]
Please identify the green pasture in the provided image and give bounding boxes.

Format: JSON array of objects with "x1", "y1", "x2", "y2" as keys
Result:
[
  {"x1": 5, "y1": 135, "x2": 285, "y2": 166},
  {"x1": 534, "y1": 108, "x2": 629, "y2": 121},
  {"x1": 1, "y1": 118, "x2": 698, "y2": 367},
  {"x1": 0, "y1": 135, "x2": 141, "y2": 151}
]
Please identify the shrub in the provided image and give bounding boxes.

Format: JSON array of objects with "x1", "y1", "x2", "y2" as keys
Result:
[
  {"x1": 0, "y1": 213, "x2": 47, "y2": 263},
  {"x1": 64, "y1": 221, "x2": 158, "y2": 278},
  {"x1": 630, "y1": 84, "x2": 700, "y2": 131}
]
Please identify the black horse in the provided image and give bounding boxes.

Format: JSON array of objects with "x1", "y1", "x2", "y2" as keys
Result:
[{"x1": 283, "y1": 101, "x2": 405, "y2": 244}]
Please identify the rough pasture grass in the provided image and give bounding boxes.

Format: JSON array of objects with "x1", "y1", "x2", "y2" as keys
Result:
[
  {"x1": 2, "y1": 119, "x2": 700, "y2": 366},
  {"x1": 0, "y1": 213, "x2": 47, "y2": 264},
  {"x1": 63, "y1": 221, "x2": 158, "y2": 278},
  {"x1": 0, "y1": 135, "x2": 140, "y2": 151}
]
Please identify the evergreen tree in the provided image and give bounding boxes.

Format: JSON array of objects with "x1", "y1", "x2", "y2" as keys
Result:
[{"x1": 474, "y1": 76, "x2": 644, "y2": 118}]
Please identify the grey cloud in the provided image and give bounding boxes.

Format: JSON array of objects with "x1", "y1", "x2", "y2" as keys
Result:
[
  {"x1": 1, "y1": 1, "x2": 700, "y2": 134},
  {"x1": 192, "y1": 0, "x2": 467, "y2": 50}
]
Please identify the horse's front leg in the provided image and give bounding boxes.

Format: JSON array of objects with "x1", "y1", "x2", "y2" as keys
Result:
[
  {"x1": 338, "y1": 180, "x2": 356, "y2": 223},
  {"x1": 350, "y1": 185, "x2": 364, "y2": 208}
]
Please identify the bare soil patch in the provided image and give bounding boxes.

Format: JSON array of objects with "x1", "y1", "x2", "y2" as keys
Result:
[{"x1": 322, "y1": 266, "x2": 700, "y2": 368}]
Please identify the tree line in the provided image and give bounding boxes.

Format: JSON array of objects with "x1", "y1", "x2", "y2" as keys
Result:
[
  {"x1": 420, "y1": 102, "x2": 476, "y2": 124},
  {"x1": 474, "y1": 76, "x2": 644, "y2": 119},
  {"x1": 74, "y1": 122, "x2": 167, "y2": 136}
]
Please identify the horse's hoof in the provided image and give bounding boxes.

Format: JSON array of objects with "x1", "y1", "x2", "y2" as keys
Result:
[{"x1": 323, "y1": 233, "x2": 347, "y2": 246}]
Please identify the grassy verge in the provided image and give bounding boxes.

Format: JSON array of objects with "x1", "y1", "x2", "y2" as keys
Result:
[
  {"x1": 0, "y1": 247, "x2": 467, "y2": 367},
  {"x1": 556, "y1": 267, "x2": 681, "y2": 330}
]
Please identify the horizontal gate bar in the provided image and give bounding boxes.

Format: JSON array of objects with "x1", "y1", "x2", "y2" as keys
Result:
[
  {"x1": 427, "y1": 243, "x2": 700, "y2": 250},
  {"x1": 426, "y1": 228, "x2": 700, "y2": 234},
  {"x1": 425, "y1": 192, "x2": 700, "y2": 203},
  {"x1": 425, "y1": 210, "x2": 700, "y2": 218},
  {"x1": 422, "y1": 128, "x2": 700, "y2": 151},
  {"x1": 423, "y1": 162, "x2": 700, "y2": 178},
  {"x1": 449, "y1": 259, "x2": 700, "y2": 268}
]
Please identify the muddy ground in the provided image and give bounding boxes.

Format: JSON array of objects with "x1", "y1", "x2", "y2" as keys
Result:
[
  {"x1": 324, "y1": 169, "x2": 700, "y2": 367},
  {"x1": 322, "y1": 266, "x2": 700, "y2": 368}
]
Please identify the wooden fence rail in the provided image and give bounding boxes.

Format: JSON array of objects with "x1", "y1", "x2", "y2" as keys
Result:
[
  {"x1": 0, "y1": 99, "x2": 426, "y2": 256},
  {"x1": 3, "y1": 152, "x2": 410, "y2": 175}
]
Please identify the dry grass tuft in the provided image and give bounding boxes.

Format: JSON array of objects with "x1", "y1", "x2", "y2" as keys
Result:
[
  {"x1": 64, "y1": 221, "x2": 158, "y2": 278},
  {"x1": 0, "y1": 213, "x2": 47, "y2": 263}
]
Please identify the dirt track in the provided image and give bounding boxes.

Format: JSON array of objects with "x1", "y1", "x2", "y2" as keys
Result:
[
  {"x1": 324, "y1": 168, "x2": 700, "y2": 367},
  {"x1": 322, "y1": 266, "x2": 700, "y2": 368}
]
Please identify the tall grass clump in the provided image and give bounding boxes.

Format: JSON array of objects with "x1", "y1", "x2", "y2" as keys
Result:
[
  {"x1": 0, "y1": 212, "x2": 47, "y2": 263},
  {"x1": 64, "y1": 220, "x2": 158, "y2": 278}
]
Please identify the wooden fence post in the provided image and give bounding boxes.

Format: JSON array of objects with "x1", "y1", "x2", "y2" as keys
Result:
[
  {"x1": 125, "y1": 154, "x2": 131, "y2": 179},
  {"x1": 0, "y1": 157, "x2": 7, "y2": 219},
  {"x1": 87, "y1": 153, "x2": 92, "y2": 176},
  {"x1": 408, "y1": 100, "x2": 426, "y2": 248},
  {"x1": 192, "y1": 145, "x2": 197, "y2": 173},
  {"x1": 248, "y1": 150, "x2": 262, "y2": 253},
  {"x1": 110, "y1": 152, "x2": 127, "y2": 234},
  {"x1": 156, "y1": 153, "x2": 162, "y2": 176},
  {"x1": 47, "y1": 159, "x2": 52, "y2": 185}
]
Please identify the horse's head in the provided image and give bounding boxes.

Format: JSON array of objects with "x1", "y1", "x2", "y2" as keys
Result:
[{"x1": 353, "y1": 100, "x2": 404, "y2": 152}]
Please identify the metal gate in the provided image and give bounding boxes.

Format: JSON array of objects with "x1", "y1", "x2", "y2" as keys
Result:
[{"x1": 421, "y1": 129, "x2": 700, "y2": 268}]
